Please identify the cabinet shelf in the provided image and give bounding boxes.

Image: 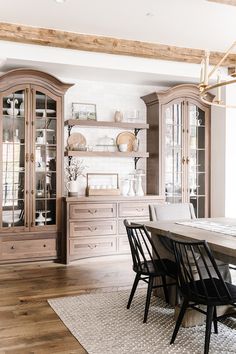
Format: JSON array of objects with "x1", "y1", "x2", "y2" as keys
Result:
[
  {"x1": 65, "y1": 151, "x2": 149, "y2": 158},
  {"x1": 64, "y1": 119, "x2": 149, "y2": 130}
]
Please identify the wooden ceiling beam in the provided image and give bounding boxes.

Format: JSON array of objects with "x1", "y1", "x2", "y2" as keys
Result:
[
  {"x1": 0, "y1": 22, "x2": 235, "y2": 66},
  {"x1": 207, "y1": 0, "x2": 236, "y2": 6}
]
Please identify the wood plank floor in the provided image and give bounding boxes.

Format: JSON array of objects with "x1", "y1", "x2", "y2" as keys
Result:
[{"x1": 0, "y1": 256, "x2": 134, "y2": 354}]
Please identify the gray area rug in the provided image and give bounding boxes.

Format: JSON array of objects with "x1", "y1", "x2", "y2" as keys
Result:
[{"x1": 48, "y1": 290, "x2": 236, "y2": 354}]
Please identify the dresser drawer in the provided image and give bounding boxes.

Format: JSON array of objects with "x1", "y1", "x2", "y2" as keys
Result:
[
  {"x1": 70, "y1": 220, "x2": 117, "y2": 237},
  {"x1": 1, "y1": 238, "x2": 57, "y2": 260},
  {"x1": 70, "y1": 237, "x2": 117, "y2": 258},
  {"x1": 118, "y1": 217, "x2": 150, "y2": 235},
  {"x1": 69, "y1": 203, "x2": 117, "y2": 220},
  {"x1": 119, "y1": 202, "x2": 150, "y2": 217}
]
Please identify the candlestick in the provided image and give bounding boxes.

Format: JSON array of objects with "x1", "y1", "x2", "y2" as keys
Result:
[{"x1": 204, "y1": 51, "x2": 210, "y2": 86}]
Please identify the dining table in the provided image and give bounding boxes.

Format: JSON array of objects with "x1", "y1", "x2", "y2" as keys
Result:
[
  {"x1": 144, "y1": 217, "x2": 236, "y2": 326},
  {"x1": 144, "y1": 217, "x2": 236, "y2": 266}
]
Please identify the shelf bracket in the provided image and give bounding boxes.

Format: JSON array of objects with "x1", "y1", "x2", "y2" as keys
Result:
[
  {"x1": 68, "y1": 125, "x2": 73, "y2": 136},
  {"x1": 134, "y1": 157, "x2": 140, "y2": 169},
  {"x1": 134, "y1": 128, "x2": 141, "y2": 137}
]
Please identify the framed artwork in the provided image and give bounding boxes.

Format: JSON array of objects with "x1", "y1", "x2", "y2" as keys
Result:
[{"x1": 72, "y1": 103, "x2": 97, "y2": 120}]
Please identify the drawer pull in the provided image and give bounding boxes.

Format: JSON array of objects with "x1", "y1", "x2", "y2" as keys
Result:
[
  {"x1": 11, "y1": 245, "x2": 15, "y2": 250},
  {"x1": 136, "y1": 208, "x2": 144, "y2": 212},
  {"x1": 88, "y1": 244, "x2": 98, "y2": 249},
  {"x1": 43, "y1": 244, "x2": 46, "y2": 248},
  {"x1": 88, "y1": 226, "x2": 98, "y2": 232},
  {"x1": 88, "y1": 209, "x2": 97, "y2": 214}
]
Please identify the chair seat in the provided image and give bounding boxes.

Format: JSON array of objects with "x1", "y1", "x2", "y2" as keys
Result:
[
  {"x1": 134, "y1": 258, "x2": 177, "y2": 277},
  {"x1": 182, "y1": 278, "x2": 236, "y2": 305}
]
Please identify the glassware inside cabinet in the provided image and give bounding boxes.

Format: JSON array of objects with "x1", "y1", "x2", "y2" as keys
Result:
[
  {"x1": 164, "y1": 102, "x2": 183, "y2": 203},
  {"x1": 1, "y1": 90, "x2": 26, "y2": 228},
  {"x1": 34, "y1": 91, "x2": 57, "y2": 228},
  {"x1": 188, "y1": 103, "x2": 206, "y2": 217}
]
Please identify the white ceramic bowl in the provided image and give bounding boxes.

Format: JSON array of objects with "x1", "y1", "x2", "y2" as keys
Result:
[{"x1": 118, "y1": 143, "x2": 128, "y2": 152}]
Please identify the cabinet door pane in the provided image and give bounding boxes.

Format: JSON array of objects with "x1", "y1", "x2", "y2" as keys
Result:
[
  {"x1": 188, "y1": 104, "x2": 207, "y2": 217},
  {"x1": 164, "y1": 103, "x2": 183, "y2": 202},
  {"x1": 34, "y1": 91, "x2": 57, "y2": 228},
  {"x1": 1, "y1": 90, "x2": 26, "y2": 228}
]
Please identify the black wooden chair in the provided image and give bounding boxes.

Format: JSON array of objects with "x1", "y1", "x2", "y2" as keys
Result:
[
  {"x1": 124, "y1": 219, "x2": 176, "y2": 323},
  {"x1": 170, "y1": 239, "x2": 236, "y2": 354}
]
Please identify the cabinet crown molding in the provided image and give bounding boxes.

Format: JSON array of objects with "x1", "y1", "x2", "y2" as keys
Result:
[{"x1": 0, "y1": 68, "x2": 73, "y2": 95}]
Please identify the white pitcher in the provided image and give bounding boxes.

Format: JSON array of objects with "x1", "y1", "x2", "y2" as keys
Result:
[{"x1": 66, "y1": 180, "x2": 78, "y2": 194}]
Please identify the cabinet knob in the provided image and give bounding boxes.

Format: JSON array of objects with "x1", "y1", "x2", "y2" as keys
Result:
[
  {"x1": 182, "y1": 157, "x2": 186, "y2": 164},
  {"x1": 186, "y1": 157, "x2": 190, "y2": 164},
  {"x1": 11, "y1": 245, "x2": 15, "y2": 250},
  {"x1": 31, "y1": 190, "x2": 34, "y2": 195},
  {"x1": 25, "y1": 153, "x2": 29, "y2": 162},
  {"x1": 43, "y1": 244, "x2": 46, "y2": 248},
  {"x1": 31, "y1": 222, "x2": 34, "y2": 227},
  {"x1": 25, "y1": 223, "x2": 28, "y2": 227},
  {"x1": 30, "y1": 153, "x2": 34, "y2": 163}
]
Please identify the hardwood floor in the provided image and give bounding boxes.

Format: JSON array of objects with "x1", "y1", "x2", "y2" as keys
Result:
[{"x1": 0, "y1": 256, "x2": 134, "y2": 354}]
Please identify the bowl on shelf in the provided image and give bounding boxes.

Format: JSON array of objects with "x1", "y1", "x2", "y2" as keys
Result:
[{"x1": 118, "y1": 144, "x2": 128, "y2": 152}]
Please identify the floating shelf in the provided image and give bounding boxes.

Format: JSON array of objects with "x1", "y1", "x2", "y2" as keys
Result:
[
  {"x1": 64, "y1": 151, "x2": 149, "y2": 158},
  {"x1": 64, "y1": 119, "x2": 149, "y2": 130}
]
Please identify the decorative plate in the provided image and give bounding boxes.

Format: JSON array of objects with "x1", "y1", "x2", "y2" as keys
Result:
[
  {"x1": 67, "y1": 132, "x2": 87, "y2": 150},
  {"x1": 116, "y1": 131, "x2": 136, "y2": 152}
]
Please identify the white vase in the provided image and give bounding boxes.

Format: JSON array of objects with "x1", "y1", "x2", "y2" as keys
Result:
[
  {"x1": 66, "y1": 180, "x2": 78, "y2": 195},
  {"x1": 135, "y1": 175, "x2": 144, "y2": 196},
  {"x1": 114, "y1": 110, "x2": 123, "y2": 122},
  {"x1": 121, "y1": 179, "x2": 130, "y2": 196},
  {"x1": 7, "y1": 98, "x2": 19, "y2": 116},
  {"x1": 127, "y1": 179, "x2": 135, "y2": 197}
]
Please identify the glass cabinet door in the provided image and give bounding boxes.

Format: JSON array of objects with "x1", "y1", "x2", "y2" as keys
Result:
[
  {"x1": 34, "y1": 90, "x2": 57, "y2": 228},
  {"x1": 188, "y1": 102, "x2": 208, "y2": 217},
  {"x1": 163, "y1": 102, "x2": 183, "y2": 203},
  {"x1": 1, "y1": 90, "x2": 27, "y2": 229}
]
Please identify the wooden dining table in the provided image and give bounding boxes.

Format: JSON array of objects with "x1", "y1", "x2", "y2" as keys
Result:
[{"x1": 144, "y1": 217, "x2": 236, "y2": 266}]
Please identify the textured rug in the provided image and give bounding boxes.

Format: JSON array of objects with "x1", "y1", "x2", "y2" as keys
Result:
[{"x1": 48, "y1": 290, "x2": 236, "y2": 354}]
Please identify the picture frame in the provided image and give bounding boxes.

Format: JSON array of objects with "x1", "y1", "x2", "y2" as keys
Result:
[{"x1": 72, "y1": 102, "x2": 97, "y2": 120}]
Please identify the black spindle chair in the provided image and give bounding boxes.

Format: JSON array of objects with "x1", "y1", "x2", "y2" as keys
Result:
[
  {"x1": 124, "y1": 219, "x2": 176, "y2": 323},
  {"x1": 170, "y1": 239, "x2": 236, "y2": 354}
]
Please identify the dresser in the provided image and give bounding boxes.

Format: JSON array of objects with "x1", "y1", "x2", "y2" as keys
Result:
[{"x1": 64, "y1": 195, "x2": 164, "y2": 263}]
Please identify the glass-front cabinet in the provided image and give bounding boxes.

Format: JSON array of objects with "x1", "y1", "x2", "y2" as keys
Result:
[
  {"x1": 163, "y1": 99, "x2": 210, "y2": 217},
  {"x1": 142, "y1": 85, "x2": 211, "y2": 218},
  {"x1": 0, "y1": 69, "x2": 72, "y2": 263}
]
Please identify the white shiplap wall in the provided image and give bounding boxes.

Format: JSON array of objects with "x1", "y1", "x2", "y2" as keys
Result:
[{"x1": 64, "y1": 79, "x2": 166, "y2": 195}]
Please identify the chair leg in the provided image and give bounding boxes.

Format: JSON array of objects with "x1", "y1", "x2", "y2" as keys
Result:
[
  {"x1": 170, "y1": 297, "x2": 188, "y2": 344},
  {"x1": 143, "y1": 276, "x2": 154, "y2": 323},
  {"x1": 161, "y1": 275, "x2": 169, "y2": 304},
  {"x1": 213, "y1": 306, "x2": 218, "y2": 334},
  {"x1": 204, "y1": 305, "x2": 214, "y2": 354},
  {"x1": 127, "y1": 273, "x2": 140, "y2": 309}
]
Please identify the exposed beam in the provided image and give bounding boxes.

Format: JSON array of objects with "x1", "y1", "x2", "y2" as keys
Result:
[
  {"x1": 0, "y1": 22, "x2": 235, "y2": 66},
  {"x1": 207, "y1": 0, "x2": 236, "y2": 6}
]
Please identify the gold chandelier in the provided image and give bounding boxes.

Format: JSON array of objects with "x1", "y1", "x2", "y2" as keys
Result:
[{"x1": 199, "y1": 41, "x2": 236, "y2": 108}]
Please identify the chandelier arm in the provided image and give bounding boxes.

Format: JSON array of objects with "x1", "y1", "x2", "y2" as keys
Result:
[
  {"x1": 200, "y1": 96, "x2": 236, "y2": 109},
  {"x1": 201, "y1": 77, "x2": 236, "y2": 94},
  {"x1": 208, "y1": 41, "x2": 236, "y2": 79}
]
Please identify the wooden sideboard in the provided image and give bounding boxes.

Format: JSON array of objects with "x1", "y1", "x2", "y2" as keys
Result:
[{"x1": 64, "y1": 195, "x2": 164, "y2": 263}]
